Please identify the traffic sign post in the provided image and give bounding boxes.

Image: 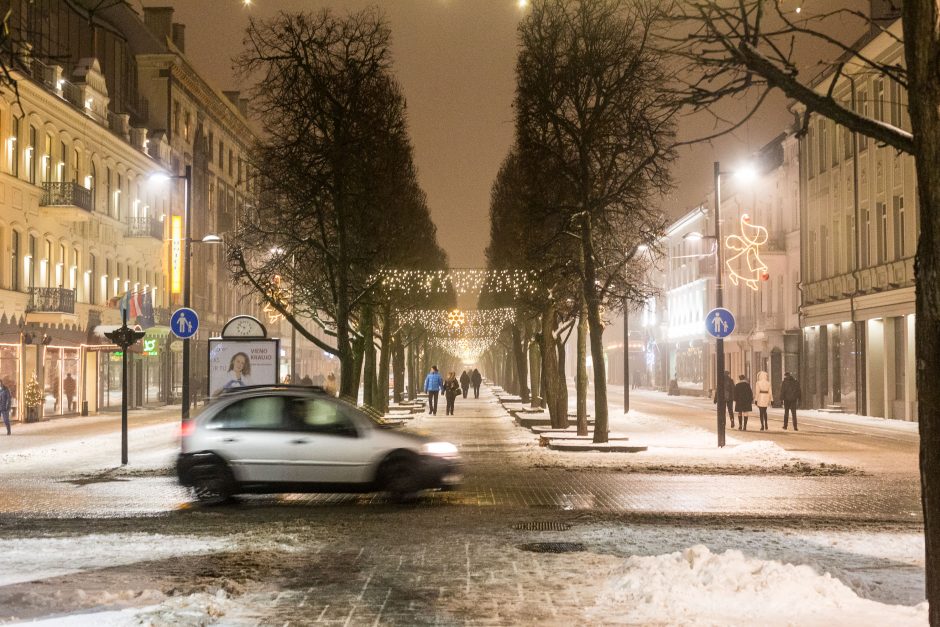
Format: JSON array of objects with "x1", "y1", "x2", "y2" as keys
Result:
[
  {"x1": 705, "y1": 307, "x2": 735, "y2": 339},
  {"x1": 170, "y1": 307, "x2": 199, "y2": 339},
  {"x1": 104, "y1": 309, "x2": 145, "y2": 465}
]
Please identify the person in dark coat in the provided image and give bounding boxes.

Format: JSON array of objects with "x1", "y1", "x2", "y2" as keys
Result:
[
  {"x1": 0, "y1": 378, "x2": 11, "y2": 435},
  {"x1": 780, "y1": 372, "x2": 801, "y2": 431},
  {"x1": 733, "y1": 374, "x2": 754, "y2": 430},
  {"x1": 443, "y1": 371, "x2": 461, "y2": 415},
  {"x1": 459, "y1": 370, "x2": 471, "y2": 399},
  {"x1": 713, "y1": 371, "x2": 736, "y2": 428},
  {"x1": 470, "y1": 369, "x2": 482, "y2": 398}
]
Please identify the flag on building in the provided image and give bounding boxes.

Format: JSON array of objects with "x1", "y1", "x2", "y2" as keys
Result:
[{"x1": 128, "y1": 291, "x2": 142, "y2": 318}]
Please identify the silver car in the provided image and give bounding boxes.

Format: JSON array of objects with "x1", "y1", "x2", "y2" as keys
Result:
[{"x1": 176, "y1": 386, "x2": 462, "y2": 504}]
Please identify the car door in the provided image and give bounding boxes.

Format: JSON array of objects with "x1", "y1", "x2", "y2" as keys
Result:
[
  {"x1": 282, "y1": 396, "x2": 375, "y2": 484},
  {"x1": 203, "y1": 395, "x2": 292, "y2": 483}
]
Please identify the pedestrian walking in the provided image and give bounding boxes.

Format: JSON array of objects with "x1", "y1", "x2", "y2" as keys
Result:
[
  {"x1": 0, "y1": 378, "x2": 11, "y2": 435},
  {"x1": 324, "y1": 371, "x2": 337, "y2": 397},
  {"x1": 781, "y1": 372, "x2": 801, "y2": 431},
  {"x1": 459, "y1": 370, "x2": 471, "y2": 399},
  {"x1": 63, "y1": 372, "x2": 77, "y2": 413},
  {"x1": 300, "y1": 374, "x2": 313, "y2": 386},
  {"x1": 713, "y1": 370, "x2": 736, "y2": 428},
  {"x1": 470, "y1": 368, "x2": 482, "y2": 398},
  {"x1": 754, "y1": 371, "x2": 773, "y2": 431},
  {"x1": 733, "y1": 374, "x2": 753, "y2": 430},
  {"x1": 424, "y1": 366, "x2": 443, "y2": 415},
  {"x1": 444, "y1": 371, "x2": 461, "y2": 415}
]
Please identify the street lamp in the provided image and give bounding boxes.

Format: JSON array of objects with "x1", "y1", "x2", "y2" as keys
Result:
[
  {"x1": 711, "y1": 161, "x2": 758, "y2": 447},
  {"x1": 150, "y1": 167, "x2": 220, "y2": 421}
]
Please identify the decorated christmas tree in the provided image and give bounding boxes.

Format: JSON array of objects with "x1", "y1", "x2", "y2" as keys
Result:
[{"x1": 24, "y1": 376, "x2": 43, "y2": 409}]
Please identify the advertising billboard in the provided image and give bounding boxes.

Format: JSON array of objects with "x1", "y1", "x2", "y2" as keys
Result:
[{"x1": 208, "y1": 339, "x2": 279, "y2": 397}]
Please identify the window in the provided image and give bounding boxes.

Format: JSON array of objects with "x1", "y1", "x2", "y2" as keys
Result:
[
  {"x1": 42, "y1": 134, "x2": 52, "y2": 183},
  {"x1": 289, "y1": 398, "x2": 359, "y2": 437},
  {"x1": 10, "y1": 230, "x2": 19, "y2": 291},
  {"x1": 809, "y1": 231, "x2": 817, "y2": 281},
  {"x1": 28, "y1": 235, "x2": 36, "y2": 288},
  {"x1": 10, "y1": 116, "x2": 19, "y2": 177},
  {"x1": 208, "y1": 131, "x2": 214, "y2": 160},
  {"x1": 173, "y1": 100, "x2": 180, "y2": 134},
  {"x1": 183, "y1": 111, "x2": 190, "y2": 140},
  {"x1": 218, "y1": 140, "x2": 224, "y2": 169},
  {"x1": 818, "y1": 121, "x2": 828, "y2": 173},
  {"x1": 116, "y1": 173, "x2": 123, "y2": 219},
  {"x1": 72, "y1": 147, "x2": 80, "y2": 183},
  {"x1": 862, "y1": 207, "x2": 871, "y2": 267},
  {"x1": 89, "y1": 162, "x2": 96, "y2": 208},
  {"x1": 846, "y1": 215, "x2": 855, "y2": 270},
  {"x1": 106, "y1": 167, "x2": 113, "y2": 215},
  {"x1": 878, "y1": 201, "x2": 887, "y2": 264},
  {"x1": 858, "y1": 91, "x2": 868, "y2": 150},
  {"x1": 57, "y1": 244, "x2": 65, "y2": 287},
  {"x1": 88, "y1": 254, "x2": 96, "y2": 305},
  {"x1": 59, "y1": 141, "x2": 67, "y2": 182},
  {"x1": 228, "y1": 150, "x2": 234, "y2": 177},
  {"x1": 893, "y1": 195, "x2": 905, "y2": 258},
  {"x1": 209, "y1": 396, "x2": 286, "y2": 430},
  {"x1": 889, "y1": 79, "x2": 903, "y2": 128},
  {"x1": 820, "y1": 225, "x2": 829, "y2": 277},
  {"x1": 874, "y1": 78, "x2": 885, "y2": 121},
  {"x1": 43, "y1": 240, "x2": 51, "y2": 287},
  {"x1": 830, "y1": 120, "x2": 839, "y2": 167},
  {"x1": 27, "y1": 125, "x2": 36, "y2": 184},
  {"x1": 806, "y1": 127, "x2": 815, "y2": 176}
]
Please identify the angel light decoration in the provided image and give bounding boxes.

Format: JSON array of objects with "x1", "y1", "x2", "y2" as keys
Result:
[{"x1": 725, "y1": 213, "x2": 770, "y2": 291}]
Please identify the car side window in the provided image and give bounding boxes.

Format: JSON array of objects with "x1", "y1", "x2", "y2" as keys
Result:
[
  {"x1": 289, "y1": 397, "x2": 358, "y2": 437},
  {"x1": 208, "y1": 396, "x2": 286, "y2": 430}
]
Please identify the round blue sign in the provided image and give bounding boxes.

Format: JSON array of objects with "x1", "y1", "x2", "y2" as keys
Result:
[
  {"x1": 170, "y1": 307, "x2": 199, "y2": 339},
  {"x1": 705, "y1": 308, "x2": 735, "y2": 339}
]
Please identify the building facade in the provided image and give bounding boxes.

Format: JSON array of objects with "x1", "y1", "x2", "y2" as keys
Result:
[{"x1": 798, "y1": 19, "x2": 917, "y2": 420}]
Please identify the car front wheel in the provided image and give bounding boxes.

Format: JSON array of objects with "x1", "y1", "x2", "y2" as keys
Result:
[{"x1": 381, "y1": 457, "x2": 421, "y2": 503}]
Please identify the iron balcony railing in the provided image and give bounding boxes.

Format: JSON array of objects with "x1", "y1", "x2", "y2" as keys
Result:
[
  {"x1": 126, "y1": 216, "x2": 163, "y2": 240},
  {"x1": 40, "y1": 182, "x2": 93, "y2": 213},
  {"x1": 26, "y1": 287, "x2": 76, "y2": 314}
]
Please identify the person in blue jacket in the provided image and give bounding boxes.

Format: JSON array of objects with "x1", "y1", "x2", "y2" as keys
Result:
[{"x1": 423, "y1": 365, "x2": 444, "y2": 415}]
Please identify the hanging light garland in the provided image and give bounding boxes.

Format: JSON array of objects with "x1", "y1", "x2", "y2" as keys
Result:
[
  {"x1": 375, "y1": 268, "x2": 541, "y2": 296},
  {"x1": 396, "y1": 308, "x2": 517, "y2": 336},
  {"x1": 431, "y1": 336, "x2": 503, "y2": 363}
]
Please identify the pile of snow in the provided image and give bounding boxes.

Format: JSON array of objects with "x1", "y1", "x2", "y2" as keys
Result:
[
  {"x1": 0, "y1": 533, "x2": 232, "y2": 586},
  {"x1": 592, "y1": 545, "x2": 928, "y2": 626},
  {"x1": 25, "y1": 590, "x2": 237, "y2": 627}
]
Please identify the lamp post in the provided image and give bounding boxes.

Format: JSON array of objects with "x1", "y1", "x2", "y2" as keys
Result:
[
  {"x1": 713, "y1": 162, "x2": 726, "y2": 448},
  {"x1": 151, "y1": 166, "x2": 220, "y2": 421}
]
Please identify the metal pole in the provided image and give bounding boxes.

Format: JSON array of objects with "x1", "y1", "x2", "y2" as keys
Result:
[
  {"x1": 181, "y1": 165, "x2": 192, "y2": 421},
  {"x1": 623, "y1": 312, "x2": 629, "y2": 413},
  {"x1": 715, "y1": 161, "x2": 726, "y2": 448},
  {"x1": 290, "y1": 255, "x2": 297, "y2": 382},
  {"x1": 121, "y1": 308, "x2": 129, "y2": 465}
]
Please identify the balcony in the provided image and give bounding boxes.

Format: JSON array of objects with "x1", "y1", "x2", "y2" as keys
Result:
[
  {"x1": 126, "y1": 216, "x2": 164, "y2": 241},
  {"x1": 25, "y1": 287, "x2": 78, "y2": 325},
  {"x1": 40, "y1": 182, "x2": 93, "y2": 221}
]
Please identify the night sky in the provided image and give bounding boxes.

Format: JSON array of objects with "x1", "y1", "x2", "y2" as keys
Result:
[{"x1": 142, "y1": 0, "x2": 796, "y2": 268}]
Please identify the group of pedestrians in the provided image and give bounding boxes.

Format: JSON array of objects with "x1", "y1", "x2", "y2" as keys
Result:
[
  {"x1": 423, "y1": 366, "x2": 482, "y2": 416},
  {"x1": 715, "y1": 370, "x2": 802, "y2": 431}
]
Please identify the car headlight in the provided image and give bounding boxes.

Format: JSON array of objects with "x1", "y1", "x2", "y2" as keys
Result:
[{"x1": 421, "y1": 441, "x2": 459, "y2": 457}]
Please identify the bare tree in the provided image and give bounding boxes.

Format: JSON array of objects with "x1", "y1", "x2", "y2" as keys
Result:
[
  {"x1": 661, "y1": 1, "x2": 940, "y2": 619},
  {"x1": 515, "y1": 0, "x2": 675, "y2": 442},
  {"x1": 230, "y1": 9, "x2": 445, "y2": 402}
]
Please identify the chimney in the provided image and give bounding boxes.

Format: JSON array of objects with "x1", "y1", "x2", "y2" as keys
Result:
[
  {"x1": 143, "y1": 7, "x2": 174, "y2": 43},
  {"x1": 171, "y1": 23, "x2": 186, "y2": 53}
]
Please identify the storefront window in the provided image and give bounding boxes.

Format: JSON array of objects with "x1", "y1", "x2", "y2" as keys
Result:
[
  {"x1": 43, "y1": 347, "x2": 79, "y2": 415},
  {"x1": 0, "y1": 344, "x2": 18, "y2": 419}
]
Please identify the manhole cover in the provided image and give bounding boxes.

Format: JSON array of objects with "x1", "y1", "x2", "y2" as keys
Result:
[
  {"x1": 517, "y1": 542, "x2": 585, "y2": 554},
  {"x1": 512, "y1": 522, "x2": 572, "y2": 531}
]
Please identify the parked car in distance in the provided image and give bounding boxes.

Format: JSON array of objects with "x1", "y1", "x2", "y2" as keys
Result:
[{"x1": 176, "y1": 385, "x2": 462, "y2": 504}]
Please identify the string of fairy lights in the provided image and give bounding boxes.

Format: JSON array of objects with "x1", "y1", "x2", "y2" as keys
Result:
[
  {"x1": 396, "y1": 307, "x2": 516, "y2": 335},
  {"x1": 430, "y1": 337, "x2": 503, "y2": 364},
  {"x1": 377, "y1": 269, "x2": 541, "y2": 297}
]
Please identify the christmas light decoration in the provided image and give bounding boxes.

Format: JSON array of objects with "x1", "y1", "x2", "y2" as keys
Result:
[
  {"x1": 396, "y1": 307, "x2": 517, "y2": 337},
  {"x1": 725, "y1": 213, "x2": 770, "y2": 291},
  {"x1": 375, "y1": 268, "x2": 541, "y2": 297},
  {"x1": 262, "y1": 274, "x2": 290, "y2": 323},
  {"x1": 447, "y1": 309, "x2": 466, "y2": 328}
]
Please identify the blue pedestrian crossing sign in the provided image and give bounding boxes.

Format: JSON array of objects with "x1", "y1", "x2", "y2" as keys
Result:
[
  {"x1": 705, "y1": 308, "x2": 735, "y2": 339},
  {"x1": 170, "y1": 307, "x2": 199, "y2": 339}
]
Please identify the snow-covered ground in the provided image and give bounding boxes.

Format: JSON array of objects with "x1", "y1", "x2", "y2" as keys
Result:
[{"x1": 6, "y1": 526, "x2": 926, "y2": 625}]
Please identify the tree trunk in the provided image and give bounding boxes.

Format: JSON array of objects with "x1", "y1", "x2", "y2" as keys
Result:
[
  {"x1": 512, "y1": 323, "x2": 531, "y2": 402},
  {"x1": 539, "y1": 305, "x2": 566, "y2": 428},
  {"x1": 350, "y1": 334, "x2": 365, "y2": 405},
  {"x1": 337, "y1": 309, "x2": 356, "y2": 401},
  {"x1": 902, "y1": 3, "x2": 940, "y2": 621},
  {"x1": 406, "y1": 339, "x2": 416, "y2": 401},
  {"x1": 393, "y1": 333, "x2": 405, "y2": 404},
  {"x1": 577, "y1": 299, "x2": 588, "y2": 437},
  {"x1": 377, "y1": 303, "x2": 392, "y2": 413},
  {"x1": 529, "y1": 338, "x2": 542, "y2": 408},
  {"x1": 362, "y1": 305, "x2": 376, "y2": 409},
  {"x1": 555, "y1": 331, "x2": 569, "y2": 428},
  {"x1": 579, "y1": 214, "x2": 609, "y2": 443}
]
